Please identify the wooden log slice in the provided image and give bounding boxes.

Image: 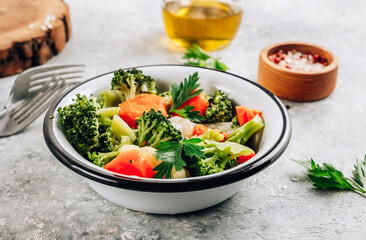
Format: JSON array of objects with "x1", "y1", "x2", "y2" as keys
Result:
[{"x1": 0, "y1": 0, "x2": 71, "y2": 77}]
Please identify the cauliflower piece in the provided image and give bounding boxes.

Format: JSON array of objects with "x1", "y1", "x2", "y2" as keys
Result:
[
  {"x1": 172, "y1": 167, "x2": 190, "y2": 179},
  {"x1": 168, "y1": 116, "x2": 195, "y2": 138}
]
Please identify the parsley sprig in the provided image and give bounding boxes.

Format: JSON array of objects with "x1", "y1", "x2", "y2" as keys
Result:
[
  {"x1": 153, "y1": 138, "x2": 205, "y2": 179},
  {"x1": 183, "y1": 44, "x2": 229, "y2": 71},
  {"x1": 169, "y1": 72, "x2": 206, "y2": 122},
  {"x1": 294, "y1": 156, "x2": 366, "y2": 196}
]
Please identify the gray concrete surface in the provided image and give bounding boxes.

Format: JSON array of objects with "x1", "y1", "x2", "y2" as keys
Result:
[{"x1": 1, "y1": 0, "x2": 366, "y2": 239}]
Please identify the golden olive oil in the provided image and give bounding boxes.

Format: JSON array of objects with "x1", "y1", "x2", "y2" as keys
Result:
[{"x1": 162, "y1": 0, "x2": 243, "y2": 51}]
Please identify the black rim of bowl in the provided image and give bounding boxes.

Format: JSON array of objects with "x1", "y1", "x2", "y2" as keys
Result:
[{"x1": 43, "y1": 64, "x2": 291, "y2": 193}]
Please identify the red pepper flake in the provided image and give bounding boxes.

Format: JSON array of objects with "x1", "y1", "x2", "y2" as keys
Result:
[{"x1": 320, "y1": 57, "x2": 328, "y2": 66}]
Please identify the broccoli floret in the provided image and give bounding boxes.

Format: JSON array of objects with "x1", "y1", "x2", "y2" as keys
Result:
[
  {"x1": 97, "y1": 127, "x2": 115, "y2": 153},
  {"x1": 205, "y1": 90, "x2": 234, "y2": 123},
  {"x1": 231, "y1": 115, "x2": 240, "y2": 129},
  {"x1": 58, "y1": 94, "x2": 124, "y2": 157},
  {"x1": 88, "y1": 135, "x2": 132, "y2": 167},
  {"x1": 226, "y1": 115, "x2": 264, "y2": 145},
  {"x1": 188, "y1": 140, "x2": 254, "y2": 176},
  {"x1": 58, "y1": 94, "x2": 101, "y2": 155},
  {"x1": 135, "y1": 109, "x2": 182, "y2": 147},
  {"x1": 224, "y1": 158, "x2": 239, "y2": 170},
  {"x1": 189, "y1": 155, "x2": 224, "y2": 176},
  {"x1": 88, "y1": 151, "x2": 119, "y2": 167},
  {"x1": 111, "y1": 68, "x2": 157, "y2": 101}
]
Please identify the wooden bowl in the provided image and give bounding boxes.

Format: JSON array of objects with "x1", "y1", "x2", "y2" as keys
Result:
[{"x1": 257, "y1": 42, "x2": 338, "y2": 102}]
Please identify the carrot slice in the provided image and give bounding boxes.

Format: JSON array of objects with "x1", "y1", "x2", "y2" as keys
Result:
[
  {"x1": 119, "y1": 94, "x2": 167, "y2": 128},
  {"x1": 193, "y1": 124, "x2": 209, "y2": 136},
  {"x1": 236, "y1": 106, "x2": 263, "y2": 126},
  {"x1": 104, "y1": 149, "x2": 155, "y2": 178},
  {"x1": 171, "y1": 93, "x2": 209, "y2": 117},
  {"x1": 238, "y1": 152, "x2": 256, "y2": 164}
]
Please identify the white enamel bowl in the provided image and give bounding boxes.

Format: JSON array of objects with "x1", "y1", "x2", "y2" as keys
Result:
[{"x1": 44, "y1": 65, "x2": 291, "y2": 214}]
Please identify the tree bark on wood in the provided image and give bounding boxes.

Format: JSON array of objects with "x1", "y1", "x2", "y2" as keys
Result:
[{"x1": 0, "y1": 0, "x2": 72, "y2": 77}]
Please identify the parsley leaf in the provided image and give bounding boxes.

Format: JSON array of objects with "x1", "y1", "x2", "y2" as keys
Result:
[
  {"x1": 183, "y1": 46, "x2": 211, "y2": 61},
  {"x1": 293, "y1": 158, "x2": 366, "y2": 196},
  {"x1": 352, "y1": 155, "x2": 366, "y2": 188},
  {"x1": 180, "y1": 138, "x2": 205, "y2": 158},
  {"x1": 170, "y1": 72, "x2": 202, "y2": 110},
  {"x1": 154, "y1": 142, "x2": 184, "y2": 179},
  {"x1": 169, "y1": 72, "x2": 206, "y2": 122},
  {"x1": 172, "y1": 105, "x2": 206, "y2": 122},
  {"x1": 153, "y1": 139, "x2": 205, "y2": 179},
  {"x1": 183, "y1": 44, "x2": 229, "y2": 71}
]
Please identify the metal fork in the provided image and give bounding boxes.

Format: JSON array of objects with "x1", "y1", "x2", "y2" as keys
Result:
[
  {"x1": 0, "y1": 64, "x2": 85, "y2": 137},
  {"x1": 0, "y1": 64, "x2": 84, "y2": 117}
]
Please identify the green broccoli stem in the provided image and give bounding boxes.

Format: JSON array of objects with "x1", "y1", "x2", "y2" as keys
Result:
[
  {"x1": 137, "y1": 119, "x2": 159, "y2": 146},
  {"x1": 218, "y1": 156, "x2": 235, "y2": 169},
  {"x1": 100, "y1": 90, "x2": 121, "y2": 108},
  {"x1": 203, "y1": 147, "x2": 216, "y2": 156},
  {"x1": 89, "y1": 151, "x2": 120, "y2": 167},
  {"x1": 148, "y1": 130, "x2": 165, "y2": 148},
  {"x1": 97, "y1": 107, "x2": 120, "y2": 127},
  {"x1": 226, "y1": 115, "x2": 264, "y2": 145}
]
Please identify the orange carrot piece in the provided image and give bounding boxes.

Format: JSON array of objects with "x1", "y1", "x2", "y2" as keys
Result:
[
  {"x1": 119, "y1": 94, "x2": 167, "y2": 128},
  {"x1": 104, "y1": 149, "x2": 155, "y2": 178},
  {"x1": 171, "y1": 93, "x2": 209, "y2": 117},
  {"x1": 193, "y1": 124, "x2": 209, "y2": 136},
  {"x1": 236, "y1": 106, "x2": 263, "y2": 126}
]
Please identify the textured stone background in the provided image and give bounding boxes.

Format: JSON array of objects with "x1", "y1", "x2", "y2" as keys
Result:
[{"x1": 1, "y1": 0, "x2": 366, "y2": 239}]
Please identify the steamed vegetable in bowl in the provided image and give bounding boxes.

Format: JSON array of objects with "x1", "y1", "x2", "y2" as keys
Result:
[{"x1": 57, "y1": 69, "x2": 264, "y2": 179}]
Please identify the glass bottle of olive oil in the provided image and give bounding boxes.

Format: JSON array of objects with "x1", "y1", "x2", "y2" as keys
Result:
[{"x1": 162, "y1": 0, "x2": 243, "y2": 51}]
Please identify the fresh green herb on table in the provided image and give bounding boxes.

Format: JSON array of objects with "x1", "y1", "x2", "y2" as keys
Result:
[
  {"x1": 294, "y1": 156, "x2": 366, "y2": 196},
  {"x1": 183, "y1": 44, "x2": 229, "y2": 71}
]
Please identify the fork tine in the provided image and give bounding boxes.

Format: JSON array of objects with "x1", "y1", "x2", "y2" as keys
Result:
[
  {"x1": 14, "y1": 80, "x2": 80, "y2": 125},
  {"x1": 9, "y1": 74, "x2": 83, "y2": 114},
  {"x1": 9, "y1": 77, "x2": 59, "y2": 116},
  {"x1": 22, "y1": 64, "x2": 85, "y2": 75},
  {"x1": 15, "y1": 87, "x2": 66, "y2": 126},
  {"x1": 15, "y1": 64, "x2": 85, "y2": 86},
  {"x1": 8, "y1": 64, "x2": 85, "y2": 102},
  {"x1": 14, "y1": 76, "x2": 82, "y2": 123},
  {"x1": 13, "y1": 79, "x2": 65, "y2": 123},
  {"x1": 28, "y1": 74, "x2": 84, "y2": 90},
  {"x1": 10, "y1": 76, "x2": 63, "y2": 119},
  {"x1": 30, "y1": 69, "x2": 84, "y2": 83}
]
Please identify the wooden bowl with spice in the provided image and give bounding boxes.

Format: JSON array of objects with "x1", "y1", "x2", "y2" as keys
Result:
[{"x1": 257, "y1": 42, "x2": 338, "y2": 102}]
